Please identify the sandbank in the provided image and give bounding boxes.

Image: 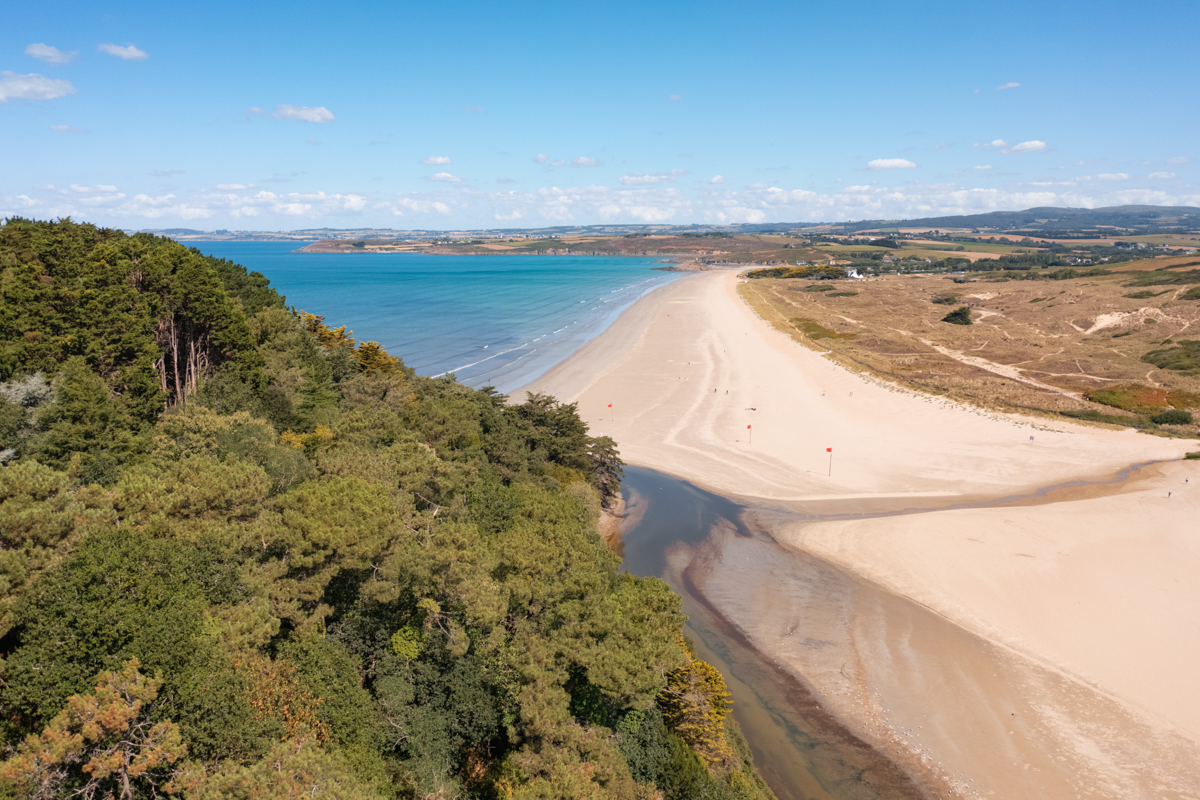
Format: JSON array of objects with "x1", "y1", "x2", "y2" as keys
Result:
[{"x1": 514, "y1": 269, "x2": 1200, "y2": 798}]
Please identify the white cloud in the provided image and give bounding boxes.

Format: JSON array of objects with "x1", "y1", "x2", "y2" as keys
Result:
[
  {"x1": 995, "y1": 82, "x2": 1021, "y2": 90},
  {"x1": 933, "y1": 142, "x2": 950, "y2": 151},
  {"x1": 0, "y1": 71, "x2": 77, "y2": 102},
  {"x1": 245, "y1": 107, "x2": 265, "y2": 114},
  {"x1": 1093, "y1": 173, "x2": 1129, "y2": 181},
  {"x1": 1005, "y1": 140, "x2": 1047, "y2": 154},
  {"x1": 668, "y1": 94, "x2": 682, "y2": 100},
  {"x1": 430, "y1": 172, "x2": 462, "y2": 183},
  {"x1": 1166, "y1": 156, "x2": 1192, "y2": 165},
  {"x1": 970, "y1": 165, "x2": 992, "y2": 171},
  {"x1": 50, "y1": 124, "x2": 86, "y2": 133},
  {"x1": 421, "y1": 156, "x2": 451, "y2": 165},
  {"x1": 974, "y1": 139, "x2": 1008, "y2": 148},
  {"x1": 98, "y1": 43, "x2": 148, "y2": 60},
  {"x1": 866, "y1": 158, "x2": 917, "y2": 171},
  {"x1": 1149, "y1": 172, "x2": 1176, "y2": 179},
  {"x1": 151, "y1": 169, "x2": 185, "y2": 176},
  {"x1": 16, "y1": 171, "x2": 1200, "y2": 230},
  {"x1": 532, "y1": 153, "x2": 549, "y2": 164},
  {"x1": 273, "y1": 104, "x2": 335, "y2": 123},
  {"x1": 620, "y1": 172, "x2": 675, "y2": 185},
  {"x1": 572, "y1": 156, "x2": 601, "y2": 168},
  {"x1": 550, "y1": 160, "x2": 566, "y2": 167},
  {"x1": 388, "y1": 197, "x2": 452, "y2": 216},
  {"x1": 25, "y1": 43, "x2": 77, "y2": 64},
  {"x1": 709, "y1": 175, "x2": 726, "y2": 184}
]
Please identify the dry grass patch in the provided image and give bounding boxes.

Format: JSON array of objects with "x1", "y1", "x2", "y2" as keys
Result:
[{"x1": 738, "y1": 272, "x2": 1200, "y2": 429}]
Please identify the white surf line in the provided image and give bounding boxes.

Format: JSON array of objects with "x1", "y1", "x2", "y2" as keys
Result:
[{"x1": 433, "y1": 341, "x2": 535, "y2": 377}]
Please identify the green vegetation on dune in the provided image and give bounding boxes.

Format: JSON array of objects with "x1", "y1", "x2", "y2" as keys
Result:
[
  {"x1": 1084, "y1": 384, "x2": 1200, "y2": 413},
  {"x1": 0, "y1": 219, "x2": 775, "y2": 800},
  {"x1": 1143, "y1": 340, "x2": 1200, "y2": 373},
  {"x1": 941, "y1": 306, "x2": 973, "y2": 325},
  {"x1": 788, "y1": 318, "x2": 855, "y2": 341}
]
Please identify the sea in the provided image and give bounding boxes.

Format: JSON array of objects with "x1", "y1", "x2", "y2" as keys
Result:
[{"x1": 188, "y1": 242, "x2": 680, "y2": 395}]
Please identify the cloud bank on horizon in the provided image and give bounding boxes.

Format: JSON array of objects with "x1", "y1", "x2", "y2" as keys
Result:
[{"x1": 2, "y1": 0, "x2": 1197, "y2": 229}]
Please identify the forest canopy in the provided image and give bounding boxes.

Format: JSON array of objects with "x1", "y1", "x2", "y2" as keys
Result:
[{"x1": 0, "y1": 218, "x2": 774, "y2": 800}]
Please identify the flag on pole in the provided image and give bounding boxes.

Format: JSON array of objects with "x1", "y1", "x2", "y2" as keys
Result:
[
  {"x1": 826, "y1": 447, "x2": 832, "y2": 452},
  {"x1": 607, "y1": 404, "x2": 612, "y2": 408},
  {"x1": 747, "y1": 424, "x2": 751, "y2": 429}
]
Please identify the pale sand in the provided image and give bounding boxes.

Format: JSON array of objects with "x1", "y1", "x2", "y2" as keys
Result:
[
  {"x1": 517, "y1": 270, "x2": 1190, "y2": 503},
  {"x1": 514, "y1": 270, "x2": 1200, "y2": 798}
]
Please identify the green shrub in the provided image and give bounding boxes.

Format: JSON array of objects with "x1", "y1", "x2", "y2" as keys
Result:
[
  {"x1": 801, "y1": 284, "x2": 834, "y2": 293},
  {"x1": 1151, "y1": 409, "x2": 1194, "y2": 425},
  {"x1": 931, "y1": 293, "x2": 958, "y2": 305},
  {"x1": 941, "y1": 306, "x2": 973, "y2": 325}
]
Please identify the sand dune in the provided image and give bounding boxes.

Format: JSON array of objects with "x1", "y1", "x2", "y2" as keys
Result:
[{"x1": 516, "y1": 269, "x2": 1200, "y2": 799}]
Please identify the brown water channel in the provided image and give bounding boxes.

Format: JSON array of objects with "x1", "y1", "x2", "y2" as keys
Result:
[{"x1": 615, "y1": 465, "x2": 932, "y2": 800}]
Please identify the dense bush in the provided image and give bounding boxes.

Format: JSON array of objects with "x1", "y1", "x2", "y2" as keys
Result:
[
  {"x1": 941, "y1": 306, "x2": 973, "y2": 325},
  {"x1": 1151, "y1": 409, "x2": 1194, "y2": 425}
]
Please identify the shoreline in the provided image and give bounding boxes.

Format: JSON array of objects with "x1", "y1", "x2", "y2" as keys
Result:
[{"x1": 514, "y1": 270, "x2": 1200, "y2": 798}]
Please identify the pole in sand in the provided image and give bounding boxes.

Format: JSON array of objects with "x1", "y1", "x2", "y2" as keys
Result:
[
  {"x1": 826, "y1": 447, "x2": 833, "y2": 477},
  {"x1": 607, "y1": 403, "x2": 613, "y2": 423},
  {"x1": 747, "y1": 424, "x2": 752, "y2": 444}
]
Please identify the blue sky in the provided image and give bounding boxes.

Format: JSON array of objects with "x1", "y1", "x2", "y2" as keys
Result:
[{"x1": 3, "y1": 0, "x2": 1198, "y2": 230}]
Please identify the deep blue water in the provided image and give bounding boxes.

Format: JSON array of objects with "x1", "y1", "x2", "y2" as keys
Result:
[{"x1": 188, "y1": 242, "x2": 679, "y2": 395}]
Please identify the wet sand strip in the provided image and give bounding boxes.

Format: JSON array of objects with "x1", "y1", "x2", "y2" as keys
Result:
[{"x1": 618, "y1": 465, "x2": 933, "y2": 800}]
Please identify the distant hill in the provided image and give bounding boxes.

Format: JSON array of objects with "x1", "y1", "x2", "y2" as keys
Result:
[
  {"x1": 836, "y1": 205, "x2": 1200, "y2": 234},
  {"x1": 141, "y1": 205, "x2": 1200, "y2": 242}
]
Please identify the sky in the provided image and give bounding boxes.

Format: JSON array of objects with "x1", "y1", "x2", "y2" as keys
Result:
[{"x1": 2, "y1": 0, "x2": 1198, "y2": 231}]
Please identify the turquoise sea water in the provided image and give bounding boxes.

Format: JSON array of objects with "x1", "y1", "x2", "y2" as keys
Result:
[{"x1": 190, "y1": 242, "x2": 680, "y2": 394}]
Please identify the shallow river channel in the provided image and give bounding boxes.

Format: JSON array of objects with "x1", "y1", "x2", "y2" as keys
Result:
[{"x1": 616, "y1": 466, "x2": 930, "y2": 800}]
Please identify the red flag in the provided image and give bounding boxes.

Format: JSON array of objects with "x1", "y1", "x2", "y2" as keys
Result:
[
  {"x1": 826, "y1": 447, "x2": 832, "y2": 452},
  {"x1": 607, "y1": 404, "x2": 612, "y2": 408},
  {"x1": 747, "y1": 424, "x2": 752, "y2": 429}
]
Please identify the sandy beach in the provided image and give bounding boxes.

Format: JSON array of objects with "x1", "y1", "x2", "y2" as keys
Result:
[{"x1": 514, "y1": 269, "x2": 1200, "y2": 799}]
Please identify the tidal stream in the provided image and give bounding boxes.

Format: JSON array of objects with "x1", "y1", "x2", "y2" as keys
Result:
[{"x1": 616, "y1": 465, "x2": 931, "y2": 800}]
